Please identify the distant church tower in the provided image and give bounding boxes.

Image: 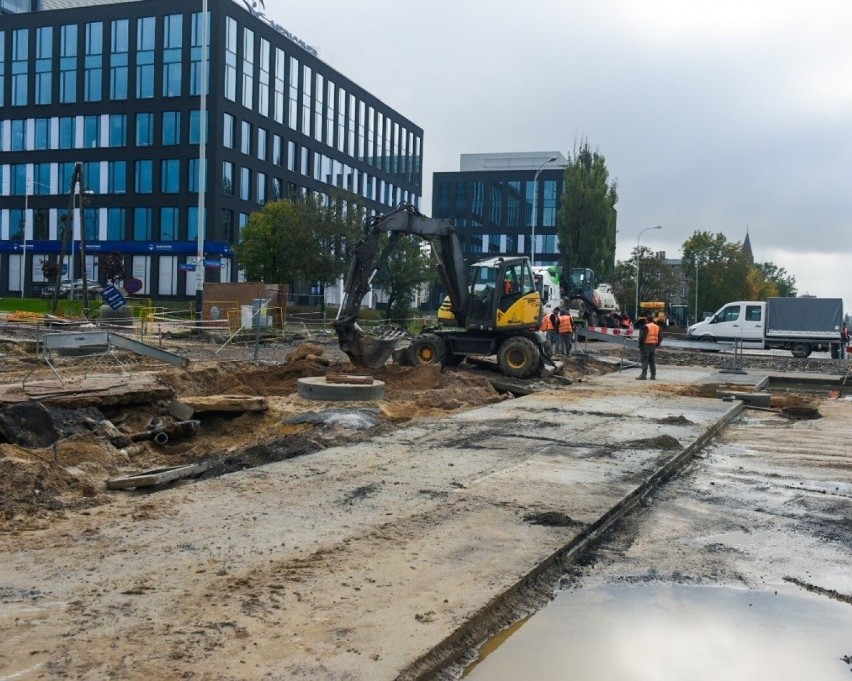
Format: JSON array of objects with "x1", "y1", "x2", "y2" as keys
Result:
[{"x1": 743, "y1": 228, "x2": 754, "y2": 264}]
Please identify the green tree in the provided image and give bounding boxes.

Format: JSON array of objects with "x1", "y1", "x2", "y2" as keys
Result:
[
  {"x1": 374, "y1": 235, "x2": 434, "y2": 325},
  {"x1": 612, "y1": 247, "x2": 682, "y2": 315},
  {"x1": 753, "y1": 262, "x2": 797, "y2": 298},
  {"x1": 556, "y1": 140, "x2": 618, "y2": 280},
  {"x1": 682, "y1": 231, "x2": 752, "y2": 321},
  {"x1": 234, "y1": 191, "x2": 364, "y2": 288}
]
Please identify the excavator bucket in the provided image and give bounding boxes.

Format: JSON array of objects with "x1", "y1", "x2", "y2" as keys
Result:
[{"x1": 338, "y1": 325, "x2": 412, "y2": 369}]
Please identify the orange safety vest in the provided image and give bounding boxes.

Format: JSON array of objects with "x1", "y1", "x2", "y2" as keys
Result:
[
  {"x1": 540, "y1": 314, "x2": 554, "y2": 332},
  {"x1": 558, "y1": 313, "x2": 573, "y2": 333},
  {"x1": 644, "y1": 321, "x2": 660, "y2": 345}
]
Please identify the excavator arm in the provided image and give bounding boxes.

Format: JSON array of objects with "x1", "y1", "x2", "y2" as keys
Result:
[{"x1": 333, "y1": 204, "x2": 469, "y2": 367}]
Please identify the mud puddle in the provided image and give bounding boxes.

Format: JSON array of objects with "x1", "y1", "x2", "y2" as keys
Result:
[{"x1": 463, "y1": 584, "x2": 852, "y2": 680}]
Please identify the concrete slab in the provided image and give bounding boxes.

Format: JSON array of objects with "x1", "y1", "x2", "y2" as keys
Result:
[{"x1": 0, "y1": 377, "x2": 743, "y2": 680}]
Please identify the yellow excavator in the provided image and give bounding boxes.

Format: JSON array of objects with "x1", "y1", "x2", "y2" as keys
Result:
[{"x1": 333, "y1": 204, "x2": 552, "y2": 378}]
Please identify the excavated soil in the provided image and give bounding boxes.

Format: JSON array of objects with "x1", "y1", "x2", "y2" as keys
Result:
[{"x1": 0, "y1": 339, "x2": 612, "y2": 531}]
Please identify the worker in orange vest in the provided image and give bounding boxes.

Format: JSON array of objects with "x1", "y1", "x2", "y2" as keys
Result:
[
  {"x1": 557, "y1": 309, "x2": 574, "y2": 356},
  {"x1": 540, "y1": 307, "x2": 560, "y2": 352},
  {"x1": 637, "y1": 317, "x2": 662, "y2": 380}
]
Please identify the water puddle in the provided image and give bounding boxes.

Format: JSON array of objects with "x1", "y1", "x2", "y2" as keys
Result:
[{"x1": 463, "y1": 584, "x2": 852, "y2": 680}]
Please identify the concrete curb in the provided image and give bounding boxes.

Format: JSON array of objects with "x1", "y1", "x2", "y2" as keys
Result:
[{"x1": 399, "y1": 399, "x2": 745, "y2": 680}]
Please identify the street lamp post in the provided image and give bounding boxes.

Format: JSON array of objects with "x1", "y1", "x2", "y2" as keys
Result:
[
  {"x1": 530, "y1": 155, "x2": 557, "y2": 266},
  {"x1": 70, "y1": 186, "x2": 94, "y2": 302},
  {"x1": 20, "y1": 179, "x2": 52, "y2": 298},
  {"x1": 195, "y1": 0, "x2": 209, "y2": 322},
  {"x1": 635, "y1": 225, "x2": 662, "y2": 319}
]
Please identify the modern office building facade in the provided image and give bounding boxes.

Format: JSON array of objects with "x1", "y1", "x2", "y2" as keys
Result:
[
  {"x1": 0, "y1": 0, "x2": 423, "y2": 298},
  {"x1": 432, "y1": 152, "x2": 566, "y2": 267}
]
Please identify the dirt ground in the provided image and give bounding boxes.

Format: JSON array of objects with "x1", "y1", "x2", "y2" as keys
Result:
[
  {"x1": 0, "y1": 336, "x2": 616, "y2": 532},
  {"x1": 2, "y1": 333, "x2": 849, "y2": 680}
]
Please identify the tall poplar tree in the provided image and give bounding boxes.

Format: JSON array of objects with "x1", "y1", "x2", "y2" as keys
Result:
[{"x1": 556, "y1": 141, "x2": 618, "y2": 280}]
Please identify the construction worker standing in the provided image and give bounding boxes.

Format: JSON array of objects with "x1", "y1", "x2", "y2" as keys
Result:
[
  {"x1": 558, "y1": 309, "x2": 574, "y2": 356},
  {"x1": 637, "y1": 317, "x2": 662, "y2": 380},
  {"x1": 540, "y1": 307, "x2": 560, "y2": 353}
]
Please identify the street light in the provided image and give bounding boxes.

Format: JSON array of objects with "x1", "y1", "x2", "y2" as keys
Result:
[
  {"x1": 635, "y1": 225, "x2": 662, "y2": 319},
  {"x1": 20, "y1": 179, "x2": 52, "y2": 298},
  {"x1": 530, "y1": 155, "x2": 558, "y2": 265},
  {"x1": 195, "y1": 0, "x2": 209, "y2": 322}
]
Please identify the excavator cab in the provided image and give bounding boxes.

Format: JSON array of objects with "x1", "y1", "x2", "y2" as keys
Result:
[{"x1": 466, "y1": 257, "x2": 541, "y2": 331}]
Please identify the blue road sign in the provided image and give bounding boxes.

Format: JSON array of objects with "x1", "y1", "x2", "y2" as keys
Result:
[{"x1": 101, "y1": 285, "x2": 127, "y2": 310}]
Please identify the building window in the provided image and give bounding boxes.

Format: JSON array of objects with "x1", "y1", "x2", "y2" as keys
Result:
[
  {"x1": 242, "y1": 28, "x2": 254, "y2": 109},
  {"x1": 314, "y1": 73, "x2": 323, "y2": 142},
  {"x1": 162, "y1": 14, "x2": 182, "y2": 97},
  {"x1": 34, "y1": 163, "x2": 50, "y2": 191},
  {"x1": 258, "y1": 38, "x2": 270, "y2": 117},
  {"x1": 224, "y1": 17, "x2": 237, "y2": 102},
  {"x1": 223, "y1": 113, "x2": 234, "y2": 148},
  {"x1": 272, "y1": 177, "x2": 282, "y2": 200},
  {"x1": 348, "y1": 94, "x2": 356, "y2": 158},
  {"x1": 59, "y1": 25, "x2": 77, "y2": 104},
  {"x1": 472, "y1": 181, "x2": 484, "y2": 225},
  {"x1": 133, "y1": 207, "x2": 152, "y2": 240},
  {"x1": 136, "y1": 113, "x2": 153, "y2": 146},
  {"x1": 272, "y1": 134, "x2": 282, "y2": 166},
  {"x1": 135, "y1": 17, "x2": 155, "y2": 99},
  {"x1": 109, "y1": 114, "x2": 127, "y2": 147},
  {"x1": 58, "y1": 162, "x2": 76, "y2": 192},
  {"x1": 240, "y1": 120, "x2": 251, "y2": 155},
  {"x1": 160, "y1": 207, "x2": 179, "y2": 240},
  {"x1": 134, "y1": 160, "x2": 153, "y2": 193},
  {"x1": 190, "y1": 11, "x2": 208, "y2": 97},
  {"x1": 338, "y1": 88, "x2": 347, "y2": 154},
  {"x1": 189, "y1": 110, "x2": 205, "y2": 145},
  {"x1": 273, "y1": 47, "x2": 285, "y2": 124},
  {"x1": 542, "y1": 180, "x2": 557, "y2": 227},
  {"x1": 301, "y1": 64, "x2": 312, "y2": 136},
  {"x1": 222, "y1": 161, "x2": 234, "y2": 195},
  {"x1": 108, "y1": 161, "x2": 126, "y2": 193},
  {"x1": 490, "y1": 182, "x2": 502, "y2": 225},
  {"x1": 162, "y1": 111, "x2": 181, "y2": 145},
  {"x1": 110, "y1": 19, "x2": 129, "y2": 100},
  {"x1": 287, "y1": 141, "x2": 296, "y2": 172},
  {"x1": 83, "y1": 161, "x2": 101, "y2": 192},
  {"x1": 12, "y1": 28, "x2": 29, "y2": 106},
  {"x1": 357, "y1": 101, "x2": 366, "y2": 161},
  {"x1": 188, "y1": 158, "x2": 206, "y2": 193},
  {"x1": 11, "y1": 120, "x2": 25, "y2": 151},
  {"x1": 0, "y1": 32, "x2": 5, "y2": 108},
  {"x1": 240, "y1": 166, "x2": 251, "y2": 201},
  {"x1": 326, "y1": 80, "x2": 335, "y2": 148},
  {"x1": 288, "y1": 56, "x2": 298, "y2": 130},
  {"x1": 187, "y1": 207, "x2": 199, "y2": 241},
  {"x1": 257, "y1": 127, "x2": 267, "y2": 161},
  {"x1": 35, "y1": 27, "x2": 52, "y2": 105},
  {"x1": 107, "y1": 208, "x2": 125, "y2": 240},
  {"x1": 83, "y1": 115, "x2": 100, "y2": 148},
  {"x1": 161, "y1": 159, "x2": 180, "y2": 193},
  {"x1": 84, "y1": 22, "x2": 103, "y2": 102},
  {"x1": 257, "y1": 173, "x2": 266, "y2": 204}
]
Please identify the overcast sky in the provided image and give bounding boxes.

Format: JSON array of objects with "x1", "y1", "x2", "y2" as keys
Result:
[{"x1": 266, "y1": 0, "x2": 852, "y2": 310}]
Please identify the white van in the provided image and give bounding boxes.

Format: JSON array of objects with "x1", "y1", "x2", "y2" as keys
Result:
[
  {"x1": 687, "y1": 301, "x2": 765, "y2": 346},
  {"x1": 688, "y1": 298, "x2": 842, "y2": 357}
]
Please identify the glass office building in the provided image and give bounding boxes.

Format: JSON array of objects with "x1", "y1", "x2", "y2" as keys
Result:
[
  {"x1": 0, "y1": 0, "x2": 423, "y2": 298},
  {"x1": 432, "y1": 152, "x2": 566, "y2": 267}
]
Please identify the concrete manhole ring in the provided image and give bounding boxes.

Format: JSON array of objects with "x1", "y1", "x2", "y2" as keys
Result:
[{"x1": 297, "y1": 377, "x2": 385, "y2": 402}]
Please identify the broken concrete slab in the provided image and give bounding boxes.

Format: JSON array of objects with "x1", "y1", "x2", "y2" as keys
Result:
[
  {"x1": 716, "y1": 390, "x2": 772, "y2": 408},
  {"x1": 169, "y1": 395, "x2": 268, "y2": 419}
]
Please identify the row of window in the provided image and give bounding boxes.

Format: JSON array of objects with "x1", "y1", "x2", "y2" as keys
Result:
[
  {"x1": 436, "y1": 179, "x2": 563, "y2": 228},
  {"x1": 222, "y1": 16, "x2": 420, "y2": 184},
  {"x1": 3, "y1": 205, "x2": 226, "y2": 243},
  {"x1": 0, "y1": 13, "x2": 422, "y2": 186},
  {"x1": 0, "y1": 111, "x2": 204, "y2": 151},
  {"x1": 462, "y1": 233, "x2": 559, "y2": 257},
  {"x1": 0, "y1": 16, "x2": 206, "y2": 106}
]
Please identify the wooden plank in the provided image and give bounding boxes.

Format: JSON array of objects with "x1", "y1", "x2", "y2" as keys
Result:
[{"x1": 107, "y1": 461, "x2": 212, "y2": 490}]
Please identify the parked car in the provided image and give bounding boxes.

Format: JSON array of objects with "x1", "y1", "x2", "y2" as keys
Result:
[{"x1": 40, "y1": 279, "x2": 104, "y2": 299}]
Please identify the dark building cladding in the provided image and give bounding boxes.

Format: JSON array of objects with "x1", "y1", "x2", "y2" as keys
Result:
[
  {"x1": 0, "y1": 0, "x2": 423, "y2": 299},
  {"x1": 432, "y1": 153, "x2": 566, "y2": 267}
]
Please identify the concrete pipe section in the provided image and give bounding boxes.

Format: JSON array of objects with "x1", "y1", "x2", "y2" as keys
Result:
[{"x1": 297, "y1": 376, "x2": 385, "y2": 401}]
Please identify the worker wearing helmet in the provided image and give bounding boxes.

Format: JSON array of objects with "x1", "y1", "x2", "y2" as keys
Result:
[{"x1": 636, "y1": 317, "x2": 662, "y2": 380}]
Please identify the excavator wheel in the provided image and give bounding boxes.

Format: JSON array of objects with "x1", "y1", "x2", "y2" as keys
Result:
[
  {"x1": 498, "y1": 336, "x2": 540, "y2": 378},
  {"x1": 408, "y1": 333, "x2": 447, "y2": 366}
]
